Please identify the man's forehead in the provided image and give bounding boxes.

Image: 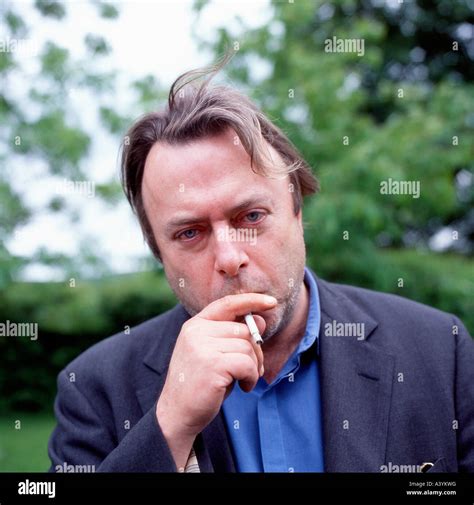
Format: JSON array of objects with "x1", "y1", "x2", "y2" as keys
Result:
[
  {"x1": 142, "y1": 127, "x2": 287, "y2": 188},
  {"x1": 142, "y1": 133, "x2": 287, "y2": 216},
  {"x1": 144, "y1": 130, "x2": 248, "y2": 183}
]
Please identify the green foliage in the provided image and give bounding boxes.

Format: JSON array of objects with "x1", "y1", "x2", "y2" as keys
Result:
[
  {"x1": 12, "y1": 110, "x2": 91, "y2": 174},
  {"x1": 94, "y1": 0, "x2": 120, "y2": 20},
  {"x1": 94, "y1": 181, "x2": 124, "y2": 204},
  {"x1": 99, "y1": 106, "x2": 130, "y2": 135},
  {"x1": 84, "y1": 34, "x2": 111, "y2": 56},
  {"x1": 34, "y1": 0, "x2": 66, "y2": 20},
  {"x1": 41, "y1": 42, "x2": 70, "y2": 82},
  {"x1": 5, "y1": 10, "x2": 26, "y2": 34},
  {"x1": 0, "y1": 181, "x2": 30, "y2": 236},
  {"x1": 132, "y1": 75, "x2": 167, "y2": 107}
]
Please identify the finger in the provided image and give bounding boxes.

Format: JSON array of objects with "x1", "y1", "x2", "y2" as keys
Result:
[
  {"x1": 198, "y1": 293, "x2": 277, "y2": 322},
  {"x1": 206, "y1": 320, "x2": 265, "y2": 374},
  {"x1": 217, "y1": 338, "x2": 259, "y2": 371},
  {"x1": 215, "y1": 335, "x2": 264, "y2": 375},
  {"x1": 199, "y1": 320, "x2": 255, "y2": 342},
  {"x1": 219, "y1": 353, "x2": 260, "y2": 393}
]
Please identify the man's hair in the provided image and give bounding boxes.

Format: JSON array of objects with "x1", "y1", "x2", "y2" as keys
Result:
[{"x1": 121, "y1": 58, "x2": 319, "y2": 261}]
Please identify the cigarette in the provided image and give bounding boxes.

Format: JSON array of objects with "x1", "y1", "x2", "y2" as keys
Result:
[{"x1": 244, "y1": 313, "x2": 263, "y2": 345}]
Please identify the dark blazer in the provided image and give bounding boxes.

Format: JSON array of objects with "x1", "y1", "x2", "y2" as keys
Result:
[{"x1": 48, "y1": 271, "x2": 474, "y2": 472}]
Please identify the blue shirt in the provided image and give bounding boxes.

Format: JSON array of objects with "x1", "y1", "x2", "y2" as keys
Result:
[{"x1": 222, "y1": 267, "x2": 324, "y2": 472}]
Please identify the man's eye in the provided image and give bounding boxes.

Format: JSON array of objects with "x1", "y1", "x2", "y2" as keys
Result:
[
  {"x1": 177, "y1": 229, "x2": 199, "y2": 241},
  {"x1": 244, "y1": 211, "x2": 264, "y2": 223}
]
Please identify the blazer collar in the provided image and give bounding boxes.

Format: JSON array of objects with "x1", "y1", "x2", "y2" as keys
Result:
[{"x1": 142, "y1": 304, "x2": 190, "y2": 375}]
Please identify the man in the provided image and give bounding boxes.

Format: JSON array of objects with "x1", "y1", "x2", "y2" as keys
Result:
[{"x1": 48, "y1": 64, "x2": 474, "y2": 473}]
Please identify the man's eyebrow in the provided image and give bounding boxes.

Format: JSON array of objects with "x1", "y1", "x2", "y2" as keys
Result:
[{"x1": 164, "y1": 195, "x2": 274, "y2": 234}]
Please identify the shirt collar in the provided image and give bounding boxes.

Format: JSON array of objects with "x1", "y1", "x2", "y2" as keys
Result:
[{"x1": 297, "y1": 266, "x2": 321, "y2": 356}]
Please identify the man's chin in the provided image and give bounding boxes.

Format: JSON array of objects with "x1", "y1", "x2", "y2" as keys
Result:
[{"x1": 260, "y1": 310, "x2": 286, "y2": 342}]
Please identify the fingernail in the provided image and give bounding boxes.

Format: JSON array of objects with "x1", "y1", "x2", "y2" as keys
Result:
[
  {"x1": 260, "y1": 364, "x2": 264, "y2": 376},
  {"x1": 265, "y1": 296, "x2": 277, "y2": 304}
]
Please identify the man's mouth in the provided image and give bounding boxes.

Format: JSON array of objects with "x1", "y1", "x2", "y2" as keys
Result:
[
  {"x1": 235, "y1": 289, "x2": 266, "y2": 295},
  {"x1": 252, "y1": 305, "x2": 276, "y2": 316}
]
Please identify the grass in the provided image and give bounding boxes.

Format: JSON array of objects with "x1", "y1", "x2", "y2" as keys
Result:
[{"x1": 0, "y1": 413, "x2": 56, "y2": 472}]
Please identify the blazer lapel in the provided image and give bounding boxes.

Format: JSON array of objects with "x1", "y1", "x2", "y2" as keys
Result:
[
  {"x1": 316, "y1": 276, "x2": 395, "y2": 472},
  {"x1": 135, "y1": 304, "x2": 236, "y2": 472}
]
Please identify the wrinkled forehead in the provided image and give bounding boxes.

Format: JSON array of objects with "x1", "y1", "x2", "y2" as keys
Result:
[{"x1": 141, "y1": 130, "x2": 290, "y2": 221}]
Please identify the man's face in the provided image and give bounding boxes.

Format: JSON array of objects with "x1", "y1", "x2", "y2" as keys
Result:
[{"x1": 142, "y1": 128, "x2": 306, "y2": 341}]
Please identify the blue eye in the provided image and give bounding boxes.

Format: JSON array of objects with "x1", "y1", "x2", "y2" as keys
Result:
[
  {"x1": 245, "y1": 211, "x2": 263, "y2": 222},
  {"x1": 178, "y1": 229, "x2": 198, "y2": 240}
]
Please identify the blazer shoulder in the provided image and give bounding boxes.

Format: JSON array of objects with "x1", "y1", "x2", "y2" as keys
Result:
[
  {"x1": 317, "y1": 278, "x2": 467, "y2": 355},
  {"x1": 321, "y1": 278, "x2": 457, "y2": 325}
]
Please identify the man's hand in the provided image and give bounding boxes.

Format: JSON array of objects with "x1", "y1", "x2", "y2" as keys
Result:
[{"x1": 156, "y1": 293, "x2": 277, "y2": 470}]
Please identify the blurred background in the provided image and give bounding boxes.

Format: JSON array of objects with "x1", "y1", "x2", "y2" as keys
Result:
[{"x1": 0, "y1": 0, "x2": 473, "y2": 471}]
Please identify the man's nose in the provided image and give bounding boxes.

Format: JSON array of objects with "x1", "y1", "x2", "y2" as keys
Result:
[{"x1": 213, "y1": 227, "x2": 249, "y2": 277}]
